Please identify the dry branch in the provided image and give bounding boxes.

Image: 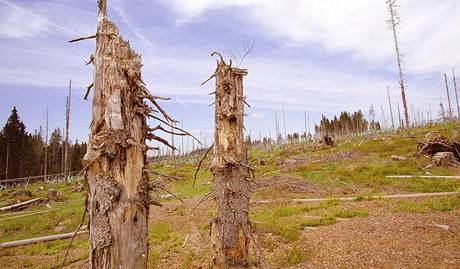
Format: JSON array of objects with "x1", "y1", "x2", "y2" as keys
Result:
[
  {"x1": 193, "y1": 144, "x2": 214, "y2": 187},
  {"x1": 68, "y1": 34, "x2": 96, "y2": 43},
  {"x1": 148, "y1": 115, "x2": 201, "y2": 144},
  {"x1": 83, "y1": 82, "x2": 93, "y2": 100},
  {"x1": 60, "y1": 196, "x2": 88, "y2": 269},
  {"x1": 147, "y1": 133, "x2": 177, "y2": 150}
]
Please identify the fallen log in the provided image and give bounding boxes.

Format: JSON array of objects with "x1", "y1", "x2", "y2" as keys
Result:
[
  {"x1": 0, "y1": 208, "x2": 60, "y2": 221},
  {"x1": 0, "y1": 230, "x2": 88, "y2": 248},
  {"x1": 386, "y1": 175, "x2": 460, "y2": 179},
  {"x1": 0, "y1": 197, "x2": 44, "y2": 212},
  {"x1": 250, "y1": 192, "x2": 460, "y2": 204},
  {"x1": 292, "y1": 192, "x2": 459, "y2": 203}
]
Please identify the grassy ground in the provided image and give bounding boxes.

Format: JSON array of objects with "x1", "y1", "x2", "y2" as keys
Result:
[{"x1": 0, "y1": 121, "x2": 459, "y2": 268}]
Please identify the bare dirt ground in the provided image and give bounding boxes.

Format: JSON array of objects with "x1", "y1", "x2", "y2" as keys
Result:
[
  {"x1": 147, "y1": 196, "x2": 460, "y2": 269},
  {"x1": 0, "y1": 190, "x2": 458, "y2": 269}
]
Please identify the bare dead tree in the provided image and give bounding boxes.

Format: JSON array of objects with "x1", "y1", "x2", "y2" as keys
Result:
[
  {"x1": 63, "y1": 79, "x2": 71, "y2": 182},
  {"x1": 275, "y1": 113, "x2": 280, "y2": 145},
  {"x1": 44, "y1": 108, "x2": 48, "y2": 181},
  {"x1": 282, "y1": 102, "x2": 287, "y2": 140},
  {"x1": 70, "y1": 1, "x2": 193, "y2": 268},
  {"x1": 444, "y1": 73, "x2": 453, "y2": 119},
  {"x1": 453, "y1": 69, "x2": 460, "y2": 118},
  {"x1": 387, "y1": 86, "x2": 395, "y2": 129},
  {"x1": 397, "y1": 102, "x2": 402, "y2": 127},
  {"x1": 387, "y1": 0, "x2": 410, "y2": 128},
  {"x1": 204, "y1": 52, "x2": 250, "y2": 268}
]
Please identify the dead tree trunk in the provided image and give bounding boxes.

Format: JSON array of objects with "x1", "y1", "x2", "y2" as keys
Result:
[
  {"x1": 74, "y1": 1, "x2": 183, "y2": 268},
  {"x1": 208, "y1": 52, "x2": 250, "y2": 268},
  {"x1": 444, "y1": 73, "x2": 453, "y2": 119},
  {"x1": 387, "y1": 0, "x2": 410, "y2": 128},
  {"x1": 83, "y1": 2, "x2": 150, "y2": 267},
  {"x1": 387, "y1": 86, "x2": 395, "y2": 129},
  {"x1": 63, "y1": 79, "x2": 71, "y2": 182},
  {"x1": 452, "y1": 69, "x2": 460, "y2": 118}
]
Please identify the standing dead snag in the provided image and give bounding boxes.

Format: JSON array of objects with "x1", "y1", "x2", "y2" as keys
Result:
[
  {"x1": 387, "y1": 0, "x2": 410, "y2": 128},
  {"x1": 71, "y1": 1, "x2": 186, "y2": 268},
  {"x1": 206, "y1": 52, "x2": 250, "y2": 268}
]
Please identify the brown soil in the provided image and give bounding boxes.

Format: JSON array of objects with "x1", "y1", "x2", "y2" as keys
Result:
[
  {"x1": 147, "y1": 197, "x2": 460, "y2": 269},
  {"x1": 1, "y1": 183, "x2": 458, "y2": 269},
  {"x1": 295, "y1": 209, "x2": 460, "y2": 268}
]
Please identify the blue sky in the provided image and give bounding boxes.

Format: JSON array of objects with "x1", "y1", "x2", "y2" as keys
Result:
[{"x1": 0, "y1": 0, "x2": 459, "y2": 152}]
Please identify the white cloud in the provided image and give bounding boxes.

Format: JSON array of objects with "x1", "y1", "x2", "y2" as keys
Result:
[
  {"x1": 0, "y1": 0, "x2": 90, "y2": 39},
  {"x1": 164, "y1": 0, "x2": 460, "y2": 74},
  {"x1": 0, "y1": 1, "x2": 49, "y2": 38}
]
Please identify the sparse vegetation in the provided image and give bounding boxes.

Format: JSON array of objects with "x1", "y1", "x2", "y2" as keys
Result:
[
  {"x1": 1, "y1": 121, "x2": 459, "y2": 268},
  {"x1": 394, "y1": 196, "x2": 460, "y2": 213}
]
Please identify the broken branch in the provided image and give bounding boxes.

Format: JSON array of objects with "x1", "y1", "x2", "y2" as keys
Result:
[
  {"x1": 84, "y1": 83, "x2": 93, "y2": 100},
  {"x1": 69, "y1": 34, "x2": 96, "y2": 43},
  {"x1": 193, "y1": 144, "x2": 214, "y2": 187}
]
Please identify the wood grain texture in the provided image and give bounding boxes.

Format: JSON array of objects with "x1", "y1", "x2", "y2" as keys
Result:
[{"x1": 209, "y1": 53, "x2": 250, "y2": 268}]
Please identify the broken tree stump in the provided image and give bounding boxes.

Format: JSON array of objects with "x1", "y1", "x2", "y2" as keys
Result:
[
  {"x1": 47, "y1": 189, "x2": 57, "y2": 200},
  {"x1": 426, "y1": 152, "x2": 460, "y2": 168},
  {"x1": 321, "y1": 135, "x2": 335, "y2": 146},
  {"x1": 73, "y1": 1, "x2": 185, "y2": 268},
  {"x1": 208, "y1": 52, "x2": 250, "y2": 268}
]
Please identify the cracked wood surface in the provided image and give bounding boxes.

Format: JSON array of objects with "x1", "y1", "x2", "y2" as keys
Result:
[
  {"x1": 210, "y1": 54, "x2": 250, "y2": 268},
  {"x1": 84, "y1": 1, "x2": 149, "y2": 268}
]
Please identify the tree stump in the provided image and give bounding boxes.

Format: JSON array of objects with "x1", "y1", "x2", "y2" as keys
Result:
[
  {"x1": 208, "y1": 52, "x2": 250, "y2": 268},
  {"x1": 47, "y1": 189, "x2": 57, "y2": 200}
]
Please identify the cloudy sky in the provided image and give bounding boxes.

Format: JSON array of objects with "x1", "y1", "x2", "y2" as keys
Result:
[{"x1": 0, "y1": 0, "x2": 459, "y2": 151}]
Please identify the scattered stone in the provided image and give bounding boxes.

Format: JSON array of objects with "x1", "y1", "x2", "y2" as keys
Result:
[
  {"x1": 434, "y1": 224, "x2": 450, "y2": 232},
  {"x1": 391, "y1": 155, "x2": 407, "y2": 161}
]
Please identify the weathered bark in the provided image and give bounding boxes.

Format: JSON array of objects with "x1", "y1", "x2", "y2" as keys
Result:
[
  {"x1": 209, "y1": 53, "x2": 250, "y2": 268},
  {"x1": 83, "y1": 1, "x2": 150, "y2": 268}
]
